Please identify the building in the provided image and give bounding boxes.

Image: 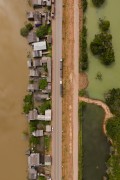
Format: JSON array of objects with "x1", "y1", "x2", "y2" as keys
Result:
[
  {"x1": 46, "y1": 35, "x2": 52, "y2": 44},
  {"x1": 33, "y1": 59, "x2": 40, "y2": 67},
  {"x1": 32, "y1": 50, "x2": 42, "y2": 58},
  {"x1": 28, "y1": 83, "x2": 39, "y2": 92},
  {"x1": 46, "y1": 125, "x2": 51, "y2": 132},
  {"x1": 28, "y1": 109, "x2": 38, "y2": 122},
  {"x1": 27, "y1": 59, "x2": 33, "y2": 68},
  {"x1": 32, "y1": 41, "x2": 47, "y2": 51},
  {"x1": 34, "y1": 93, "x2": 49, "y2": 101},
  {"x1": 27, "y1": 11, "x2": 34, "y2": 20},
  {"x1": 29, "y1": 69, "x2": 39, "y2": 77},
  {"x1": 34, "y1": 11, "x2": 42, "y2": 27},
  {"x1": 28, "y1": 167, "x2": 37, "y2": 180},
  {"x1": 37, "y1": 109, "x2": 51, "y2": 121},
  {"x1": 27, "y1": 31, "x2": 39, "y2": 44},
  {"x1": 32, "y1": 130, "x2": 43, "y2": 137},
  {"x1": 44, "y1": 155, "x2": 51, "y2": 166},
  {"x1": 32, "y1": 0, "x2": 42, "y2": 7},
  {"x1": 28, "y1": 153, "x2": 40, "y2": 167}
]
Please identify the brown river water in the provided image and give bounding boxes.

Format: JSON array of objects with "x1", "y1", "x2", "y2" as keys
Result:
[{"x1": 0, "y1": 0, "x2": 29, "y2": 179}]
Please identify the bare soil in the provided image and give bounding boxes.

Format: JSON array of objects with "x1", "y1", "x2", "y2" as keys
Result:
[{"x1": 62, "y1": 0, "x2": 74, "y2": 179}]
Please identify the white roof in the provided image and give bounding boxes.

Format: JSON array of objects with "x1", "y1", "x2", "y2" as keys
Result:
[
  {"x1": 32, "y1": 41, "x2": 47, "y2": 51},
  {"x1": 37, "y1": 109, "x2": 51, "y2": 121},
  {"x1": 32, "y1": 130, "x2": 43, "y2": 137}
]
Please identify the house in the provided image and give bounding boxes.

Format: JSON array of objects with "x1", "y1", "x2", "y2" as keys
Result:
[
  {"x1": 46, "y1": 125, "x2": 51, "y2": 132},
  {"x1": 27, "y1": 11, "x2": 34, "y2": 20},
  {"x1": 44, "y1": 155, "x2": 51, "y2": 166},
  {"x1": 32, "y1": 50, "x2": 42, "y2": 58},
  {"x1": 32, "y1": 41, "x2": 47, "y2": 51},
  {"x1": 28, "y1": 83, "x2": 39, "y2": 92},
  {"x1": 32, "y1": 130, "x2": 43, "y2": 137},
  {"x1": 32, "y1": 0, "x2": 42, "y2": 7},
  {"x1": 34, "y1": 11, "x2": 42, "y2": 27},
  {"x1": 28, "y1": 153, "x2": 40, "y2": 167},
  {"x1": 43, "y1": 0, "x2": 51, "y2": 6},
  {"x1": 33, "y1": 59, "x2": 40, "y2": 67},
  {"x1": 28, "y1": 167, "x2": 37, "y2": 180},
  {"x1": 27, "y1": 59, "x2": 33, "y2": 68},
  {"x1": 27, "y1": 31, "x2": 39, "y2": 44},
  {"x1": 37, "y1": 109, "x2": 51, "y2": 121},
  {"x1": 28, "y1": 109, "x2": 38, "y2": 122},
  {"x1": 34, "y1": 93, "x2": 49, "y2": 101},
  {"x1": 29, "y1": 69, "x2": 39, "y2": 77}
]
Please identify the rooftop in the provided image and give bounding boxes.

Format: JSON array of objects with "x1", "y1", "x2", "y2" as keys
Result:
[
  {"x1": 28, "y1": 153, "x2": 40, "y2": 167},
  {"x1": 32, "y1": 41, "x2": 47, "y2": 51}
]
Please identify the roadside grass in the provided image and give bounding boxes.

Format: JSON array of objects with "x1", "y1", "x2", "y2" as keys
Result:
[
  {"x1": 45, "y1": 135, "x2": 51, "y2": 153},
  {"x1": 78, "y1": 102, "x2": 83, "y2": 180}
]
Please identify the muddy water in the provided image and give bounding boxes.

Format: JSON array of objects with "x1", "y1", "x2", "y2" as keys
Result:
[{"x1": 0, "y1": 0, "x2": 29, "y2": 180}]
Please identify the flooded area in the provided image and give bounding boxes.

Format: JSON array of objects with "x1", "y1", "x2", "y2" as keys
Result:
[
  {"x1": 82, "y1": 104, "x2": 110, "y2": 180},
  {"x1": 0, "y1": 0, "x2": 29, "y2": 179},
  {"x1": 86, "y1": 0, "x2": 120, "y2": 100}
]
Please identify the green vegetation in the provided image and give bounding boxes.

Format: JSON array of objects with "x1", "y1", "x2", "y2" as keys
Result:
[
  {"x1": 38, "y1": 100, "x2": 51, "y2": 115},
  {"x1": 92, "y1": 0, "x2": 105, "y2": 7},
  {"x1": 20, "y1": 23, "x2": 33, "y2": 37},
  {"x1": 45, "y1": 135, "x2": 51, "y2": 152},
  {"x1": 78, "y1": 102, "x2": 86, "y2": 180},
  {"x1": 80, "y1": 24, "x2": 88, "y2": 71},
  {"x1": 106, "y1": 117, "x2": 120, "y2": 179},
  {"x1": 105, "y1": 88, "x2": 120, "y2": 116},
  {"x1": 82, "y1": 0, "x2": 88, "y2": 12},
  {"x1": 23, "y1": 94, "x2": 33, "y2": 114},
  {"x1": 39, "y1": 79, "x2": 48, "y2": 90},
  {"x1": 30, "y1": 136, "x2": 39, "y2": 145},
  {"x1": 48, "y1": 25, "x2": 52, "y2": 35},
  {"x1": 95, "y1": 72, "x2": 102, "y2": 80},
  {"x1": 29, "y1": 121, "x2": 39, "y2": 133},
  {"x1": 79, "y1": 89, "x2": 87, "y2": 97},
  {"x1": 99, "y1": 18, "x2": 110, "y2": 31},
  {"x1": 90, "y1": 32, "x2": 115, "y2": 65},
  {"x1": 107, "y1": 154, "x2": 120, "y2": 180},
  {"x1": 38, "y1": 176, "x2": 46, "y2": 180},
  {"x1": 36, "y1": 25, "x2": 49, "y2": 38}
]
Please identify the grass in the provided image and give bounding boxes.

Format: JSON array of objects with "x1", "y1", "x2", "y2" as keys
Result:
[
  {"x1": 78, "y1": 102, "x2": 83, "y2": 180},
  {"x1": 44, "y1": 135, "x2": 51, "y2": 153}
]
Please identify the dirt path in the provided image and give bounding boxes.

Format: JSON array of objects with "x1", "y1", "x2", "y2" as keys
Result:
[
  {"x1": 62, "y1": 0, "x2": 74, "y2": 179},
  {"x1": 79, "y1": 97, "x2": 113, "y2": 134}
]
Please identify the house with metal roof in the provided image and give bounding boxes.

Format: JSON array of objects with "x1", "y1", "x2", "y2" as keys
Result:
[
  {"x1": 28, "y1": 83, "x2": 39, "y2": 92},
  {"x1": 29, "y1": 69, "x2": 39, "y2": 77},
  {"x1": 46, "y1": 125, "x2": 51, "y2": 132},
  {"x1": 27, "y1": 59, "x2": 33, "y2": 68},
  {"x1": 28, "y1": 167, "x2": 37, "y2": 180},
  {"x1": 37, "y1": 109, "x2": 51, "y2": 121},
  {"x1": 32, "y1": 41, "x2": 47, "y2": 51},
  {"x1": 34, "y1": 93, "x2": 49, "y2": 101},
  {"x1": 27, "y1": 11, "x2": 34, "y2": 20},
  {"x1": 28, "y1": 109, "x2": 38, "y2": 122},
  {"x1": 32, "y1": 50, "x2": 42, "y2": 58},
  {"x1": 44, "y1": 155, "x2": 51, "y2": 166},
  {"x1": 28, "y1": 153, "x2": 40, "y2": 167},
  {"x1": 27, "y1": 31, "x2": 39, "y2": 44},
  {"x1": 32, "y1": 130, "x2": 43, "y2": 137}
]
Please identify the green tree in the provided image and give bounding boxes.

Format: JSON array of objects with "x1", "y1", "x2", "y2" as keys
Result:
[
  {"x1": 38, "y1": 101, "x2": 51, "y2": 115},
  {"x1": 39, "y1": 79, "x2": 48, "y2": 90},
  {"x1": 92, "y1": 0, "x2": 105, "y2": 7},
  {"x1": 25, "y1": 23, "x2": 33, "y2": 31},
  {"x1": 99, "y1": 18, "x2": 110, "y2": 31},
  {"x1": 82, "y1": 0, "x2": 88, "y2": 12},
  {"x1": 20, "y1": 27, "x2": 29, "y2": 37},
  {"x1": 36, "y1": 25, "x2": 49, "y2": 38},
  {"x1": 23, "y1": 94, "x2": 33, "y2": 114},
  {"x1": 30, "y1": 136, "x2": 39, "y2": 145}
]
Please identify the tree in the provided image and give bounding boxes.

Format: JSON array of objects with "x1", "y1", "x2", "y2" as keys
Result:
[
  {"x1": 36, "y1": 25, "x2": 49, "y2": 38},
  {"x1": 38, "y1": 101, "x2": 51, "y2": 115},
  {"x1": 82, "y1": 0, "x2": 88, "y2": 12},
  {"x1": 20, "y1": 27, "x2": 29, "y2": 37},
  {"x1": 25, "y1": 23, "x2": 33, "y2": 31},
  {"x1": 30, "y1": 136, "x2": 39, "y2": 145},
  {"x1": 39, "y1": 79, "x2": 48, "y2": 90},
  {"x1": 99, "y1": 18, "x2": 110, "y2": 31},
  {"x1": 23, "y1": 94, "x2": 33, "y2": 114},
  {"x1": 90, "y1": 32, "x2": 115, "y2": 65},
  {"x1": 105, "y1": 88, "x2": 120, "y2": 116},
  {"x1": 92, "y1": 0, "x2": 105, "y2": 7}
]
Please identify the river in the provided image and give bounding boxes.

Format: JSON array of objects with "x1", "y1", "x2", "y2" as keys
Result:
[
  {"x1": 0, "y1": 0, "x2": 29, "y2": 179},
  {"x1": 86, "y1": 0, "x2": 120, "y2": 100}
]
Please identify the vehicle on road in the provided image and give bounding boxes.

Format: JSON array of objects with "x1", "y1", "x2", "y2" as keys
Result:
[{"x1": 60, "y1": 80, "x2": 63, "y2": 97}]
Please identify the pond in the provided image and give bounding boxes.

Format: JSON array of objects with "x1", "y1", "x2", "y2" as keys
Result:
[
  {"x1": 82, "y1": 103, "x2": 110, "y2": 180},
  {"x1": 86, "y1": 0, "x2": 120, "y2": 100}
]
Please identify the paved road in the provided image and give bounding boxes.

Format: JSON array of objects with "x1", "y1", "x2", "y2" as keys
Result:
[{"x1": 52, "y1": 0, "x2": 62, "y2": 180}]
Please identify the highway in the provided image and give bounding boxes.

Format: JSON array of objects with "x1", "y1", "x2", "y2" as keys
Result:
[{"x1": 51, "y1": 0, "x2": 62, "y2": 179}]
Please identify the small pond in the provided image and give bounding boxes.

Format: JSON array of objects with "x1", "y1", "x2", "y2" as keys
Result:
[{"x1": 82, "y1": 103, "x2": 110, "y2": 180}]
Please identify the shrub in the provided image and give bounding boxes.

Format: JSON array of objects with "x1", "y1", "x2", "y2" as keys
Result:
[
  {"x1": 20, "y1": 27, "x2": 29, "y2": 37},
  {"x1": 23, "y1": 94, "x2": 33, "y2": 114},
  {"x1": 99, "y1": 18, "x2": 110, "y2": 31},
  {"x1": 25, "y1": 23, "x2": 33, "y2": 31},
  {"x1": 92, "y1": 0, "x2": 105, "y2": 7},
  {"x1": 38, "y1": 101, "x2": 51, "y2": 115},
  {"x1": 82, "y1": 0, "x2": 88, "y2": 12}
]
